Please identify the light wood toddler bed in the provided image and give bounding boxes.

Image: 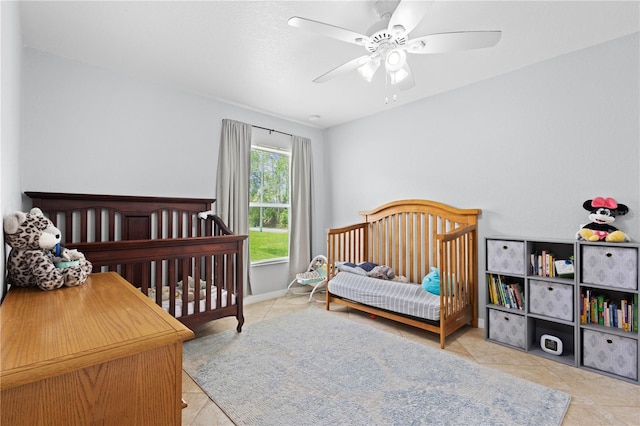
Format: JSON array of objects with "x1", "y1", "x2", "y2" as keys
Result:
[
  {"x1": 326, "y1": 199, "x2": 480, "y2": 348},
  {"x1": 26, "y1": 192, "x2": 247, "y2": 331}
]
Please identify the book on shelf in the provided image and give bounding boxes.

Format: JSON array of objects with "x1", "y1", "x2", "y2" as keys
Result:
[
  {"x1": 489, "y1": 274, "x2": 500, "y2": 306},
  {"x1": 530, "y1": 252, "x2": 552, "y2": 276},
  {"x1": 488, "y1": 274, "x2": 524, "y2": 309},
  {"x1": 630, "y1": 293, "x2": 638, "y2": 333},
  {"x1": 597, "y1": 296, "x2": 605, "y2": 326},
  {"x1": 579, "y1": 289, "x2": 636, "y2": 332},
  {"x1": 530, "y1": 252, "x2": 574, "y2": 278},
  {"x1": 511, "y1": 284, "x2": 524, "y2": 309}
]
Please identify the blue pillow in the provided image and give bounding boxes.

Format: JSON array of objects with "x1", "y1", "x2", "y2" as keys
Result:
[
  {"x1": 336, "y1": 262, "x2": 379, "y2": 276},
  {"x1": 357, "y1": 262, "x2": 377, "y2": 272},
  {"x1": 422, "y1": 267, "x2": 440, "y2": 295}
]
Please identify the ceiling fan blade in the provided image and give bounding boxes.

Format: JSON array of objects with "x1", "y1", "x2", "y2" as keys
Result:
[
  {"x1": 313, "y1": 55, "x2": 372, "y2": 83},
  {"x1": 407, "y1": 31, "x2": 502, "y2": 54},
  {"x1": 396, "y1": 63, "x2": 415, "y2": 91},
  {"x1": 388, "y1": 0, "x2": 433, "y2": 36},
  {"x1": 288, "y1": 17, "x2": 369, "y2": 45}
]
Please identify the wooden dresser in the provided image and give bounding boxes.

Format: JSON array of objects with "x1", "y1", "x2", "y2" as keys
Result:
[{"x1": 0, "y1": 272, "x2": 195, "y2": 425}]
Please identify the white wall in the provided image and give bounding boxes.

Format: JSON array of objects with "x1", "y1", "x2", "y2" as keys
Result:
[
  {"x1": 324, "y1": 33, "x2": 640, "y2": 323},
  {"x1": 16, "y1": 31, "x2": 640, "y2": 306},
  {"x1": 1, "y1": 1, "x2": 24, "y2": 301},
  {"x1": 21, "y1": 49, "x2": 328, "y2": 296}
]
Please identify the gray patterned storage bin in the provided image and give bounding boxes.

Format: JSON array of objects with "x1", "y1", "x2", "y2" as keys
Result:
[
  {"x1": 582, "y1": 329, "x2": 638, "y2": 380},
  {"x1": 487, "y1": 240, "x2": 525, "y2": 275},
  {"x1": 529, "y1": 280, "x2": 574, "y2": 321},
  {"x1": 488, "y1": 309, "x2": 525, "y2": 349},
  {"x1": 581, "y1": 246, "x2": 638, "y2": 290}
]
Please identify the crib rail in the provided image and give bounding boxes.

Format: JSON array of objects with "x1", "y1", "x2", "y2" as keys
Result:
[
  {"x1": 437, "y1": 224, "x2": 478, "y2": 329},
  {"x1": 70, "y1": 235, "x2": 246, "y2": 329},
  {"x1": 326, "y1": 223, "x2": 367, "y2": 280},
  {"x1": 26, "y1": 192, "x2": 215, "y2": 243}
]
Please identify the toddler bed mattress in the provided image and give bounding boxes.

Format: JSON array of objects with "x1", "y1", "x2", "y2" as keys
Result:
[{"x1": 328, "y1": 272, "x2": 440, "y2": 321}]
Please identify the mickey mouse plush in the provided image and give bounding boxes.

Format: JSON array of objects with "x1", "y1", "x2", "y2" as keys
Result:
[{"x1": 577, "y1": 197, "x2": 629, "y2": 242}]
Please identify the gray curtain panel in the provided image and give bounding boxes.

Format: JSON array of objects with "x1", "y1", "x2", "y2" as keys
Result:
[
  {"x1": 289, "y1": 136, "x2": 312, "y2": 281},
  {"x1": 216, "y1": 119, "x2": 252, "y2": 295}
]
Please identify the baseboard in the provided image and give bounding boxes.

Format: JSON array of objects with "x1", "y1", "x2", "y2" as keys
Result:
[
  {"x1": 245, "y1": 289, "x2": 288, "y2": 305},
  {"x1": 477, "y1": 318, "x2": 485, "y2": 329}
]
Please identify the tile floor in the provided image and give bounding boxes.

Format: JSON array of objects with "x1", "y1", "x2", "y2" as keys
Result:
[{"x1": 182, "y1": 293, "x2": 640, "y2": 425}]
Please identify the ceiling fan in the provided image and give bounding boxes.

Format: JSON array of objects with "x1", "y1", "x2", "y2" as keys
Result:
[{"x1": 288, "y1": 0, "x2": 502, "y2": 91}]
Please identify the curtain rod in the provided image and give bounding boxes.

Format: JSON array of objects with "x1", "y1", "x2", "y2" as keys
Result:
[{"x1": 252, "y1": 125, "x2": 292, "y2": 137}]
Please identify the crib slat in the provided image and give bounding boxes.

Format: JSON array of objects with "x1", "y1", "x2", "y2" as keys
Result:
[
  {"x1": 108, "y1": 210, "x2": 116, "y2": 241},
  {"x1": 95, "y1": 209, "x2": 102, "y2": 242},
  {"x1": 157, "y1": 210, "x2": 164, "y2": 239},
  {"x1": 156, "y1": 260, "x2": 163, "y2": 306},
  {"x1": 226, "y1": 254, "x2": 233, "y2": 308},
  {"x1": 193, "y1": 256, "x2": 201, "y2": 313},
  {"x1": 187, "y1": 212, "x2": 193, "y2": 238},
  {"x1": 168, "y1": 211, "x2": 174, "y2": 239},
  {"x1": 64, "y1": 213, "x2": 73, "y2": 244},
  {"x1": 181, "y1": 258, "x2": 189, "y2": 317},
  {"x1": 177, "y1": 210, "x2": 183, "y2": 239},
  {"x1": 79, "y1": 211, "x2": 88, "y2": 243},
  {"x1": 215, "y1": 254, "x2": 223, "y2": 309},
  {"x1": 205, "y1": 256, "x2": 213, "y2": 311},
  {"x1": 141, "y1": 263, "x2": 150, "y2": 294}
]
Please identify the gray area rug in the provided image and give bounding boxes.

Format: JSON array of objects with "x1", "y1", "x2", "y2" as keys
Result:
[{"x1": 183, "y1": 307, "x2": 570, "y2": 426}]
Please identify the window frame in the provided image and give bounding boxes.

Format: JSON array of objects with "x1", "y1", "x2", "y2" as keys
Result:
[{"x1": 249, "y1": 144, "x2": 291, "y2": 265}]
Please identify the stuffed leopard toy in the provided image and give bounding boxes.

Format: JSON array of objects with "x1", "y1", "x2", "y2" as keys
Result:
[{"x1": 4, "y1": 207, "x2": 92, "y2": 290}]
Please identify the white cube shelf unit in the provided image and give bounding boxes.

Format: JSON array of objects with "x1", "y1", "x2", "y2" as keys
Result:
[{"x1": 485, "y1": 236, "x2": 639, "y2": 385}]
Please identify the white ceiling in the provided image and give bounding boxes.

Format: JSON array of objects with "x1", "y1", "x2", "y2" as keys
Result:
[{"x1": 19, "y1": 1, "x2": 640, "y2": 129}]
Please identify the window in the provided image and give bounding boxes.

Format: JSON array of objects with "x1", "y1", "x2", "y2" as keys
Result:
[{"x1": 249, "y1": 146, "x2": 290, "y2": 263}]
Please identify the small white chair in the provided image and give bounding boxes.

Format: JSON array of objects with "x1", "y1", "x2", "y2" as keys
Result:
[{"x1": 287, "y1": 255, "x2": 328, "y2": 302}]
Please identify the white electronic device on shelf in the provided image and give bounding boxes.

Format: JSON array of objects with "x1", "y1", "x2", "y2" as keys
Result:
[{"x1": 540, "y1": 334, "x2": 563, "y2": 356}]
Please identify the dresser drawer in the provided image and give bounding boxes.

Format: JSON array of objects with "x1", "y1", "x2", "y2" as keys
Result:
[
  {"x1": 488, "y1": 309, "x2": 525, "y2": 349},
  {"x1": 581, "y1": 246, "x2": 638, "y2": 290},
  {"x1": 582, "y1": 329, "x2": 638, "y2": 380},
  {"x1": 529, "y1": 280, "x2": 574, "y2": 321},
  {"x1": 487, "y1": 240, "x2": 525, "y2": 275}
]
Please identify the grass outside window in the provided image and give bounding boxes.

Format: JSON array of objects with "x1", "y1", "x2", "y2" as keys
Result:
[{"x1": 250, "y1": 230, "x2": 288, "y2": 262}]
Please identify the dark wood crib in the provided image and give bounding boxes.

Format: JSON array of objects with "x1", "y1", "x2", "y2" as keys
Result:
[{"x1": 26, "y1": 192, "x2": 247, "y2": 331}]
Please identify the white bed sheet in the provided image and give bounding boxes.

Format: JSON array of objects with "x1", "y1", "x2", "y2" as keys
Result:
[
  {"x1": 147, "y1": 287, "x2": 236, "y2": 318},
  {"x1": 167, "y1": 290, "x2": 236, "y2": 318}
]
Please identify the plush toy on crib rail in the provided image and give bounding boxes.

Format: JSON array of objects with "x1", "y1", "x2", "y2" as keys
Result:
[
  {"x1": 576, "y1": 197, "x2": 630, "y2": 242},
  {"x1": 3, "y1": 208, "x2": 92, "y2": 290}
]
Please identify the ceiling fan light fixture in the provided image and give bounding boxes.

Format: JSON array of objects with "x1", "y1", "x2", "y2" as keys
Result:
[
  {"x1": 357, "y1": 58, "x2": 381, "y2": 82},
  {"x1": 388, "y1": 64, "x2": 409, "y2": 85},
  {"x1": 384, "y1": 48, "x2": 406, "y2": 72}
]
